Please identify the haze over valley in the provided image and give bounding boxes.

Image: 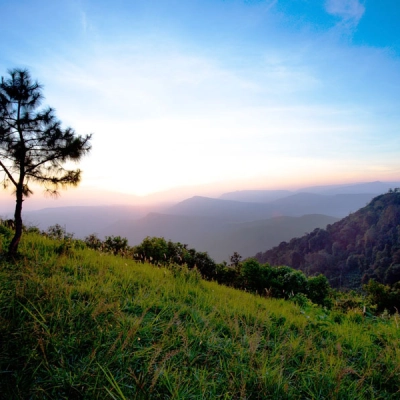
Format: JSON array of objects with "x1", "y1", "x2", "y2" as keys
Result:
[{"x1": 14, "y1": 180, "x2": 397, "y2": 262}]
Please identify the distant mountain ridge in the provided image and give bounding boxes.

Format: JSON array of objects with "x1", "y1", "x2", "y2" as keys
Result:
[
  {"x1": 254, "y1": 192, "x2": 400, "y2": 289},
  {"x1": 298, "y1": 181, "x2": 400, "y2": 195},
  {"x1": 219, "y1": 190, "x2": 292, "y2": 203},
  {"x1": 168, "y1": 192, "x2": 379, "y2": 219},
  {"x1": 166, "y1": 196, "x2": 273, "y2": 221},
  {"x1": 221, "y1": 181, "x2": 400, "y2": 202}
]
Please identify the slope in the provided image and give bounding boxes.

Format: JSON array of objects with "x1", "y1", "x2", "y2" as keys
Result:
[
  {"x1": 255, "y1": 192, "x2": 400, "y2": 289},
  {"x1": 1, "y1": 232, "x2": 399, "y2": 398}
]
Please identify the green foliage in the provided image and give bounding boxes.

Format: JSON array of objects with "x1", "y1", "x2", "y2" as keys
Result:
[
  {"x1": 133, "y1": 236, "x2": 170, "y2": 263},
  {"x1": 385, "y1": 263, "x2": 400, "y2": 285},
  {"x1": 84, "y1": 233, "x2": 103, "y2": 250},
  {"x1": 282, "y1": 269, "x2": 308, "y2": 296},
  {"x1": 104, "y1": 235, "x2": 129, "y2": 256},
  {"x1": 364, "y1": 279, "x2": 400, "y2": 313},
  {"x1": 214, "y1": 262, "x2": 238, "y2": 286},
  {"x1": 241, "y1": 258, "x2": 263, "y2": 292},
  {"x1": 290, "y1": 293, "x2": 311, "y2": 308},
  {"x1": 133, "y1": 237, "x2": 217, "y2": 279},
  {"x1": 46, "y1": 223, "x2": 74, "y2": 240},
  {"x1": 79, "y1": 235, "x2": 329, "y2": 306},
  {"x1": 25, "y1": 225, "x2": 41, "y2": 235},
  {"x1": 184, "y1": 249, "x2": 216, "y2": 279},
  {"x1": 0, "y1": 224, "x2": 13, "y2": 253},
  {"x1": 331, "y1": 289, "x2": 368, "y2": 315},
  {"x1": 307, "y1": 274, "x2": 331, "y2": 306},
  {"x1": 1, "y1": 231, "x2": 399, "y2": 399},
  {"x1": 230, "y1": 251, "x2": 242, "y2": 268},
  {"x1": 0, "y1": 224, "x2": 13, "y2": 239},
  {"x1": 239, "y1": 259, "x2": 330, "y2": 305}
]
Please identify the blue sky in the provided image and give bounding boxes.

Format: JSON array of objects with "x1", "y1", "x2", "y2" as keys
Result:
[{"x1": 1, "y1": 0, "x2": 400, "y2": 203}]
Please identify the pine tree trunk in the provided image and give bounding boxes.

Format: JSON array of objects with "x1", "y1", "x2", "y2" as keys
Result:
[{"x1": 8, "y1": 186, "x2": 23, "y2": 256}]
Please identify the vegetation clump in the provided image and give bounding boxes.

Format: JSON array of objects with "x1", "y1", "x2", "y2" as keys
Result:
[{"x1": 99, "y1": 235, "x2": 332, "y2": 307}]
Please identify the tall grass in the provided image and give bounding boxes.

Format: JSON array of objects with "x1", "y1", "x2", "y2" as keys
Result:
[{"x1": 0, "y1": 232, "x2": 399, "y2": 399}]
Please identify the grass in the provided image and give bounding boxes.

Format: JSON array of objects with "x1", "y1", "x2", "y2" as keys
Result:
[{"x1": 0, "y1": 232, "x2": 400, "y2": 399}]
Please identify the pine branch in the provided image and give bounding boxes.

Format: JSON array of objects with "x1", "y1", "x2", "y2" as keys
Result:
[{"x1": 0, "y1": 160, "x2": 18, "y2": 187}]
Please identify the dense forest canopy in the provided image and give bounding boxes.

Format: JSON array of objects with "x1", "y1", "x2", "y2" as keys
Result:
[{"x1": 255, "y1": 192, "x2": 400, "y2": 289}]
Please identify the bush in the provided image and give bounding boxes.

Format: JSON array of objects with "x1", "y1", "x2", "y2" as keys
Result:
[
  {"x1": 364, "y1": 279, "x2": 400, "y2": 313},
  {"x1": 291, "y1": 293, "x2": 311, "y2": 308},
  {"x1": 241, "y1": 259, "x2": 263, "y2": 292},
  {"x1": 307, "y1": 274, "x2": 330, "y2": 306},
  {"x1": 46, "y1": 224, "x2": 73, "y2": 240},
  {"x1": 84, "y1": 233, "x2": 103, "y2": 250},
  {"x1": 133, "y1": 236, "x2": 169, "y2": 263},
  {"x1": 103, "y1": 235, "x2": 129, "y2": 256},
  {"x1": 133, "y1": 237, "x2": 217, "y2": 279}
]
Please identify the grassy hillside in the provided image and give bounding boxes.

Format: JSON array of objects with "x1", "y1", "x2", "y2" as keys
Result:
[{"x1": 1, "y1": 232, "x2": 400, "y2": 399}]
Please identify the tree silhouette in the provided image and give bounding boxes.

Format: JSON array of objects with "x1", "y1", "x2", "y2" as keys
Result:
[{"x1": 0, "y1": 69, "x2": 92, "y2": 255}]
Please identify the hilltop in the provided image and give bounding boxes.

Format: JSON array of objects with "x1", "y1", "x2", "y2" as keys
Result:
[{"x1": 255, "y1": 192, "x2": 400, "y2": 289}]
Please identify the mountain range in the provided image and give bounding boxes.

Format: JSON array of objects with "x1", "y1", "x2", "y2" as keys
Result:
[{"x1": 17, "y1": 180, "x2": 400, "y2": 262}]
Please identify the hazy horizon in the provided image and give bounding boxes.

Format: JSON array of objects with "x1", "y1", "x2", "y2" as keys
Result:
[
  {"x1": 1, "y1": 0, "x2": 400, "y2": 204},
  {"x1": 0, "y1": 178, "x2": 399, "y2": 215}
]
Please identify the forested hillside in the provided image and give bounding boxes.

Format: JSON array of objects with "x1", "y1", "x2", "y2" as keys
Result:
[{"x1": 255, "y1": 191, "x2": 400, "y2": 289}]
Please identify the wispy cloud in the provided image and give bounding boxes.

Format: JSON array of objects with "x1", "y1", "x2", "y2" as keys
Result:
[
  {"x1": 81, "y1": 11, "x2": 88, "y2": 33},
  {"x1": 325, "y1": 0, "x2": 365, "y2": 29}
]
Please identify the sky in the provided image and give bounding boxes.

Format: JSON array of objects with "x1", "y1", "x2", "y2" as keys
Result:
[{"x1": 0, "y1": 0, "x2": 400, "y2": 207}]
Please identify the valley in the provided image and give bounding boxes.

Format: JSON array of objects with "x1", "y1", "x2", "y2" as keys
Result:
[{"x1": 20, "y1": 181, "x2": 400, "y2": 262}]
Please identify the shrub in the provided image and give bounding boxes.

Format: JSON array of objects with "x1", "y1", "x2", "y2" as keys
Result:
[
  {"x1": 307, "y1": 274, "x2": 330, "y2": 306},
  {"x1": 46, "y1": 224, "x2": 73, "y2": 240},
  {"x1": 364, "y1": 279, "x2": 400, "y2": 313},
  {"x1": 103, "y1": 235, "x2": 129, "y2": 256},
  {"x1": 84, "y1": 233, "x2": 103, "y2": 250}
]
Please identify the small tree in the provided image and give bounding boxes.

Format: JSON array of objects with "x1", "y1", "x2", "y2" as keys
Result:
[
  {"x1": 307, "y1": 274, "x2": 330, "y2": 305},
  {"x1": 0, "y1": 69, "x2": 92, "y2": 255},
  {"x1": 241, "y1": 259, "x2": 263, "y2": 292},
  {"x1": 230, "y1": 251, "x2": 242, "y2": 268},
  {"x1": 84, "y1": 233, "x2": 103, "y2": 250},
  {"x1": 46, "y1": 224, "x2": 73, "y2": 240},
  {"x1": 104, "y1": 235, "x2": 129, "y2": 256}
]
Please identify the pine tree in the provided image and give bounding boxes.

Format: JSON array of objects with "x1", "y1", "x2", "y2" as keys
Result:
[{"x1": 0, "y1": 69, "x2": 92, "y2": 255}]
